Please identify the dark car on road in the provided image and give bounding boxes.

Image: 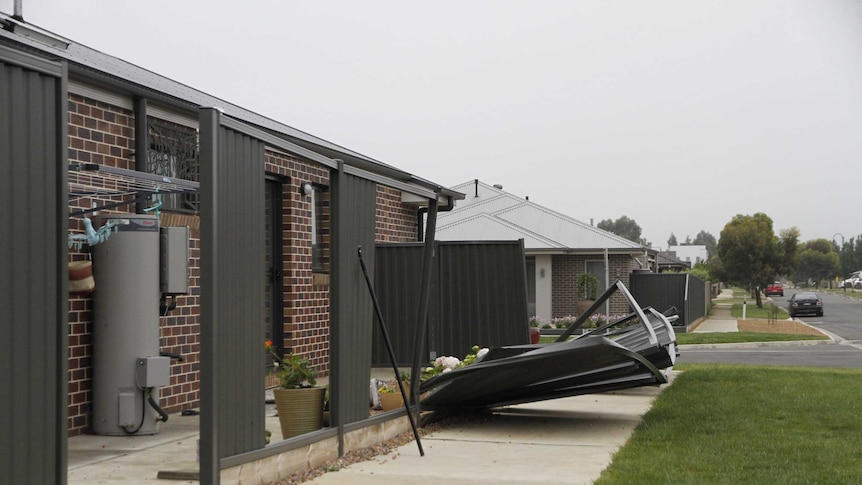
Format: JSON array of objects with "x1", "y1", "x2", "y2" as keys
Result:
[
  {"x1": 788, "y1": 292, "x2": 823, "y2": 317},
  {"x1": 765, "y1": 282, "x2": 784, "y2": 296}
]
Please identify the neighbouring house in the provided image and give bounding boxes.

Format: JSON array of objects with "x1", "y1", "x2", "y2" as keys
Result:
[
  {"x1": 436, "y1": 180, "x2": 658, "y2": 321},
  {"x1": 0, "y1": 10, "x2": 463, "y2": 444},
  {"x1": 668, "y1": 245, "x2": 708, "y2": 265},
  {"x1": 657, "y1": 251, "x2": 692, "y2": 273}
]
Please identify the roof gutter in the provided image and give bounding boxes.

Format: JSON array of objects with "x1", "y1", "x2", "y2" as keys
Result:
[{"x1": 418, "y1": 192, "x2": 455, "y2": 241}]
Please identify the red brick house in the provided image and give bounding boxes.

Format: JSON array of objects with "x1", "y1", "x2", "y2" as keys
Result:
[{"x1": 0, "y1": 14, "x2": 461, "y2": 437}]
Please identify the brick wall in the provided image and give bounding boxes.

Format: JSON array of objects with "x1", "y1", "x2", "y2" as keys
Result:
[
  {"x1": 551, "y1": 254, "x2": 640, "y2": 317},
  {"x1": 375, "y1": 185, "x2": 419, "y2": 242},
  {"x1": 66, "y1": 92, "x2": 421, "y2": 436},
  {"x1": 264, "y1": 152, "x2": 331, "y2": 373}
]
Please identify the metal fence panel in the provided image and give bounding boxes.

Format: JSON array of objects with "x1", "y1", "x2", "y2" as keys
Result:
[
  {"x1": 629, "y1": 272, "x2": 707, "y2": 326},
  {"x1": 372, "y1": 241, "x2": 530, "y2": 366},
  {"x1": 0, "y1": 46, "x2": 68, "y2": 485},
  {"x1": 330, "y1": 165, "x2": 378, "y2": 425},
  {"x1": 371, "y1": 243, "x2": 427, "y2": 365},
  {"x1": 200, "y1": 111, "x2": 266, "y2": 474}
]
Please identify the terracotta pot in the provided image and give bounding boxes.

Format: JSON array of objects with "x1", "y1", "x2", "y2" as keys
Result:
[
  {"x1": 379, "y1": 392, "x2": 404, "y2": 411},
  {"x1": 273, "y1": 387, "x2": 325, "y2": 439},
  {"x1": 576, "y1": 300, "x2": 595, "y2": 318}
]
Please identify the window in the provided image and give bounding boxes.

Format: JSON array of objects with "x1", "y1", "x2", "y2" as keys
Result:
[
  {"x1": 147, "y1": 120, "x2": 199, "y2": 212},
  {"x1": 309, "y1": 185, "x2": 329, "y2": 274}
]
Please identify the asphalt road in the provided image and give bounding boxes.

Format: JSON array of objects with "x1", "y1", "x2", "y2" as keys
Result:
[{"x1": 677, "y1": 290, "x2": 862, "y2": 368}]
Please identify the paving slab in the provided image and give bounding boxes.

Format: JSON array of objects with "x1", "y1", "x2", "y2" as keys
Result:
[{"x1": 306, "y1": 381, "x2": 673, "y2": 485}]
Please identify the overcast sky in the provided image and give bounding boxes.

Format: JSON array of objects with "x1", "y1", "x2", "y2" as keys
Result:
[{"x1": 9, "y1": 1, "x2": 862, "y2": 249}]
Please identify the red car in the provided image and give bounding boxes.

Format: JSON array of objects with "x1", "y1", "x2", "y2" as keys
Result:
[{"x1": 764, "y1": 283, "x2": 784, "y2": 297}]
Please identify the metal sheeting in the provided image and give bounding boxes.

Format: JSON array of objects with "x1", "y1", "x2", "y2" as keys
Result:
[
  {"x1": 0, "y1": 46, "x2": 68, "y2": 485},
  {"x1": 372, "y1": 241, "x2": 530, "y2": 366},
  {"x1": 418, "y1": 281, "x2": 677, "y2": 410},
  {"x1": 435, "y1": 241, "x2": 530, "y2": 357},
  {"x1": 372, "y1": 244, "x2": 425, "y2": 365},
  {"x1": 629, "y1": 272, "x2": 708, "y2": 326},
  {"x1": 199, "y1": 110, "x2": 266, "y2": 479},
  {"x1": 330, "y1": 165, "x2": 378, "y2": 428}
]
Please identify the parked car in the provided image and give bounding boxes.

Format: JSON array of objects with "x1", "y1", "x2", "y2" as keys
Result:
[
  {"x1": 787, "y1": 292, "x2": 823, "y2": 317},
  {"x1": 839, "y1": 277, "x2": 862, "y2": 289},
  {"x1": 764, "y1": 282, "x2": 784, "y2": 296}
]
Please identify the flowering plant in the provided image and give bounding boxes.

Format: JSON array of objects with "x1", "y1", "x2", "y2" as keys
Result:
[
  {"x1": 265, "y1": 340, "x2": 318, "y2": 389},
  {"x1": 420, "y1": 345, "x2": 489, "y2": 381},
  {"x1": 378, "y1": 381, "x2": 398, "y2": 394}
]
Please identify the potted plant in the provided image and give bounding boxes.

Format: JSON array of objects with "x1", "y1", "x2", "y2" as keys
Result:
[
  {"x1": 266, "y1": 341, "x2": 325, "y2": 439},
  {"x1": 378, "y1": 381, "x2": 404, "y2": 411},
  {"x1": 576, "y1": 272, "x2": 599, "y2": 316}
]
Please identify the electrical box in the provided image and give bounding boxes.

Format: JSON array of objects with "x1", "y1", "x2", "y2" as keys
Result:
[
  {"x1": 118, "y1": 391, "x2": 137, "y2": 428},
  {"x1": 135, "y1": 356, "x2": 171, "y2": 388},
  {"x1": 160, "y1": 226, "x2": 189, "y2": 294}
]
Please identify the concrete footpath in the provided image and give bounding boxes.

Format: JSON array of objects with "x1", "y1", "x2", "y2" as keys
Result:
[{"x1": 306, "y1": 380, "x2": 674, "y2": 485}]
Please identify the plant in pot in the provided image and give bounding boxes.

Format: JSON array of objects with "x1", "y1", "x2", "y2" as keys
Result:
[
  {"x1": 576, "y1": 272, "x2": 599, "y2": 317},
  {"x1": 265, "y1": 341, "x2": 325, "y2": 439},
  {"x1": 378, "y1": 381, "x2": 404, "y2": 411}
]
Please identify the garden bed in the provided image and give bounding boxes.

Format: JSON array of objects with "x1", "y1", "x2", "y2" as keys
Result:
[{"x1": 737, "y1": 319, "x2": 826, "y2": 337}]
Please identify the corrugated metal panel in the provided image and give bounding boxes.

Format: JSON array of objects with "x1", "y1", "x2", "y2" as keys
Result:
[
  {"x1": 434, "y1": 241, "x2": 530, "y2": 358},
  {"x1": 372, "y1": 241, "x2": 530, "y2": 366},
  {"x1": 330, "y1": 166, "x2": 377, "y2": 425},
  {"x1": 199, "y1": 109, "x2": 266, "y2": 478},
  {"x1": 0, "y1": 45, "x2": 68, "y2": 485},
  {"x1": 686, "y1": 273, "x2": 707, "y2": 326},
  {"x1": 630, "y1": 273, "x2": 708, "y2": 326},
  {"x1": 372, "y1": 243, "x2": 427, "y2": 365}
]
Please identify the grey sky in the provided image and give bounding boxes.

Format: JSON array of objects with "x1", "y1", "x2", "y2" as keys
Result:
[{"x1": 11, "y1": 0, "x2": 862, "y2": 249}]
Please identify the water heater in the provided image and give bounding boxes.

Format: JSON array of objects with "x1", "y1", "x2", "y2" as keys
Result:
[{"x1": 91, "y1": 214, "x2": 168, "y2": 435}]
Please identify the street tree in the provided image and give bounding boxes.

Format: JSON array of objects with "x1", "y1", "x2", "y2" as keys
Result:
[
  {"x1": 597, "y1": 216, "x2": 643, "y2": 244},
  {"x1": 668, "y1": 233, "x2": 678, "y2": 247},
  {"x1": 796, "y1": 239, "x2": 840, "y2": 287},
  {"x1": 715, "y1": 213, "x2": 793, "y2": 307},
  {"x1": 692, "y1": 230, "x2": 718, "y2": 258}
]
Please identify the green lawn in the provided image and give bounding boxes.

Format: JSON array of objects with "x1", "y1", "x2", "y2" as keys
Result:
[{"x1": 596, "y1": 364, "x2": 862, "y2": 485}]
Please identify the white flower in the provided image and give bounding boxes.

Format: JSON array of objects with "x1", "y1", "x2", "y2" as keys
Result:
[
  {"x1": 442, "y1": 367, "x2": 452, "y2": 373},
  {"x1": 273, "y1": 362, "x2": 279, "y2": 368},
  {"x1": 441, "y1": 356, "x2": 461, "y2": 370},
  {"x1": 476, "y1": 348, "x2": 489, "y2": 359}
]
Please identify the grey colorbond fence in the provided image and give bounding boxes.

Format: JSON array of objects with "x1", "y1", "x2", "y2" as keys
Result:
[
  {"x1": 629, "y1": 272, "x2": 708, "y2": 327},
  {"x1": 199, "y1": 111, "x2": 437, "y2": 482},
  {"x1": 372, "y1": 240, "x2": 531, "y2": 366},
  {"x1": 0, "y1": 45, "x2": 68, "y2": 485}
]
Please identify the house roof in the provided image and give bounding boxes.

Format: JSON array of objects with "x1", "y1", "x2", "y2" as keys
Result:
[
  {"x1": 656, "y1": 251, "x2": 691, "y2": 269},
  {"x1": 438, "y1": 180, "x2": 655, "y2": 254},
  {"x1": 0, "y1": 13, "x2": 463, "y2": 203}
]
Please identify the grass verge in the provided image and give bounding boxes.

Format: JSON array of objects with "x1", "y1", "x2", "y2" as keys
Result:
[
  {"x1": 544, "y1": 331, "x2": 827, "y2": 345},
  {"x1": 596, "y1": 364, "x2": 862, "y2": 485},
  {"x1": 676, "y1": 332, "x2": 826, "y2": 345},
  {"x1": 729, "y1": 302, "x2": 788, "y2": 319}
]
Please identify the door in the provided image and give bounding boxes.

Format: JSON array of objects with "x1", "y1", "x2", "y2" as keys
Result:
[{"x1": 264, "y1": 178, "x2": 284, "y2": 359}]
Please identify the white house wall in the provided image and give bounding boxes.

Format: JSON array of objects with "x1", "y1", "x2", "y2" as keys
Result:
[
  {"x1": 535, "y1": 254, "x2": 553, "y2": 321},
  {"x1": 668, "y1": 245, "x2": 708, "y2": 265}
]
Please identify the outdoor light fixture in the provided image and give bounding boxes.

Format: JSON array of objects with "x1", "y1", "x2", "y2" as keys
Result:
[{"x1": 300, "y1": 182, "x2": 313, "y2": 197}]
